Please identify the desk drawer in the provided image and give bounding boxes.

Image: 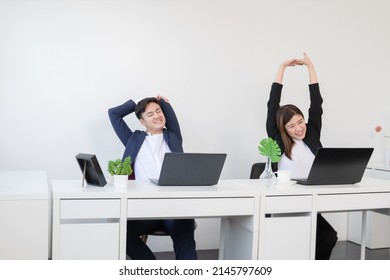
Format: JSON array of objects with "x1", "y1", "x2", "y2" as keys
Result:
[
  {"x1": 317, "y1": 193, "x2": 390, "y2": 212},
  {"x1": 266, "y1": 196, "x2": 312, "y2": 214},
  {"x1": 61, "y1": 199, "x2": 120, "y2": 219},
  {"x1": 128, "y1": 197, "x2": 255, "y2": 218}
]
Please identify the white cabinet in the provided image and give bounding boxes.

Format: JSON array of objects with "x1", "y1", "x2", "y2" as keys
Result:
[
  {"x1": 57, "y1": 199, "x2": 121, "y2": 260},
  {"x1": 260, "y1": 195, "x2": 312, "y2": 259},
  {"x1": 0, "y1": 171, "x2": 49, "y2": 260},
  {"x1": 263, "y1": 214, "x2": 312, "y2": 259},
  {"x1": 348, "y1": 165, "x2": 390, "y2": 249}
]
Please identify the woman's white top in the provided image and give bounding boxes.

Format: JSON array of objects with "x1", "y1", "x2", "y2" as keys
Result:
[
  {"x1": 134, "y1": 132, "x2": 171, "y2": 181},
  {"x1": 278, "y1": 139, "x2": 315, "y2": 179}
]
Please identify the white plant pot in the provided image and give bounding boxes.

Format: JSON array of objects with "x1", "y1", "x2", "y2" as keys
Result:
[{"x1": 113, "y1": 175, "x2": 128, "y2": 188}]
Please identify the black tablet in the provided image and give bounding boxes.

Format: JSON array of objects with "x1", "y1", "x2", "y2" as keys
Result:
[{"x1": 75, "y1": 153, "x2": 107, "y2": 187}]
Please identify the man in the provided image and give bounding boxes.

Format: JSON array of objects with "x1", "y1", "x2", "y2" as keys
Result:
[{"x1": 108, "y1": 95, "x2": 197, "y2": 260}]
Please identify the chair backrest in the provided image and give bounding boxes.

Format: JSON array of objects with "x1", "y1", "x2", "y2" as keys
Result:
[
  {"x1": 250, "y1": 163, "x2": 265, "y2": 179},
  {"x1": 250, "y1": 162, "x2": 277, "y2": 179}
]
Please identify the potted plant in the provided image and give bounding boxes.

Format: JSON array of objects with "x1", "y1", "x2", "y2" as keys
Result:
[
  {"x1": 258, "y1": 137, "x2": 281, "y2": 181},
  {"x1": 107, "y1": 156, "x2": 132, "y2": 188}
]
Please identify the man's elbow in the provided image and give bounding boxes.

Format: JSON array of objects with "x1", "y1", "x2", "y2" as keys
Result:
[{"x1": 108, "y1": 108, "x2": 116, "y2": 118}]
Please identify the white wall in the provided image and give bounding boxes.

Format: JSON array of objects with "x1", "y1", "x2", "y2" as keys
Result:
[{"x1": 1, "y1": 0, "x2": 390, "y2": 250}]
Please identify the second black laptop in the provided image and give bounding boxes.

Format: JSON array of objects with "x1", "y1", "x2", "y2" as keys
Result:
[
  {"x1": 296, "y1": 147, "x2": 373, "y2": 185},
  {"x1": 150, "y1": 153, "x2": 227, "y2": 186}
]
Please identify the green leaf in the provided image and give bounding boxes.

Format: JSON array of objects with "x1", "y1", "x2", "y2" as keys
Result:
[
  {"x1": 258, "y1": 137, "x2": 281, "y2": 163},
  {"x1": 107, "y1": 156, "x2": 133, "y2": 175}
]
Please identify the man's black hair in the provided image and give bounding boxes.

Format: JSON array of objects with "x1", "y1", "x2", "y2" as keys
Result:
[{"x1": 134, "y1": 97, "x2": 159, "y2": 119}]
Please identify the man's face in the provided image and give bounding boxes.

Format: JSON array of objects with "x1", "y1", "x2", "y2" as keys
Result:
[
  {"x1": 284, "y1": 114, "x2": 306, "y2": 140},
  {"x1": 140, "y1": 102, "x2": 166, "y2": 134}
]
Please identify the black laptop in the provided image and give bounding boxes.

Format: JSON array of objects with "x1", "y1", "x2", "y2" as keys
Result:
[
  {"x1": 296, "y1": 148, "x2": 373, "y2": 185},
  {"x1": 150, "y1": 153, "x2": 227, "y2": 186}
]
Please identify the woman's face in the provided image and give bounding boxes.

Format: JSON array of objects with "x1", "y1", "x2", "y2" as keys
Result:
[{"x1": 284, "y1": 114, "x2": 306, "y2": 140}]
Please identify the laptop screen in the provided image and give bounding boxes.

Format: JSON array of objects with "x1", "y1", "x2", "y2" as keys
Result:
[
  {"x1": 296, "y1": 147, "x2": 373, "y2": 185},
  {"x1": 151, "y1": 153, "x2": 227, "y2": 186}
]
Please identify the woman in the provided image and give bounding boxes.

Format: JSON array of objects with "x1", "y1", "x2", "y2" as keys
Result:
[{"x1": 266, "y1": 53, "x2": 338, "y2": 259}]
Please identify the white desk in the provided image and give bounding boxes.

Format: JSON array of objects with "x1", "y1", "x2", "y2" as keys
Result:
[
  {"x1": 231, "y1": 177, "x2": 390, "y2": 260},
  {"x1": 0, "y1": 170, "x2": 49, "y2": 260},
  {"x1": 51, "y1": 180, "x2": 260, "y2": 260},
  {"x1": 51, "y1": 178, "x2": 390, "y2": 260}
]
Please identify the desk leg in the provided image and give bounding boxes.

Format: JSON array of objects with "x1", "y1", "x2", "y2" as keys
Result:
[
  {"x1": 119, "y1": 197, "x2": 127, "y2": 260},
  {"x1": 257, "y1": 195, "x2": 267, "y2": 260},
  {"x1": 219, "y1": 216, "x2": 257, "y2": 260},
  {"x1": 309, "y1": 194, "x2": 319, "y2": 260},
  {"x1": 218, "y1": 218, "x2": 227, "y2": 259},
  {"x1": 360, "y1": 210, "x2": 367, "y2": 260},
  {"x1": 219, "y1": 196, "x2": 260, "y2": 260},
  {"x1": 51, "y1": 198, "x2": 60, "y2": 260}
]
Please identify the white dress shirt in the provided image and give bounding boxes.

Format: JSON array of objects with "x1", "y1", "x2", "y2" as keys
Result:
[
  {"x1": 134, "y1": 132, "x2": 171, "y2": 181},
  {"x1": 278, "y1": 139, "x2": 315, "y2": 179}
]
